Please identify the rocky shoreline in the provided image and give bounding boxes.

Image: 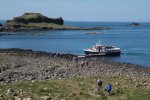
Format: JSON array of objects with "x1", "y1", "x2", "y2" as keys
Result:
[
  {"x1": 0, "y1": 48, "x2": 150, "y2": 83},
  {"x1": 0, "y1": 27, "x2": 111, "y2": 32}
]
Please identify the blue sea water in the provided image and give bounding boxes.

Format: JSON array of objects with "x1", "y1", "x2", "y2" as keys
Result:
[{"x1": 0, "y1": 21, "x2": 150, "y2": 67}]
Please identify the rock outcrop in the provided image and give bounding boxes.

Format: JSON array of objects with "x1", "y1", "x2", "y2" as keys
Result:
[
  {"x1": 3, "y1": 13, "x2": 64, "y2": 30},
  {"x1": 11, "y1": 13, "x2": 63, "y2": 25},
  {"x1": 128, "y1": 22, "x2": 142, "y2": 26}
]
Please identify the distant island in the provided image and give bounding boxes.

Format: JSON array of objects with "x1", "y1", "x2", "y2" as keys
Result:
[
  {"x1": 0, "y1": 13, "x2": 111, "y2": 32},
  {"x1": 127, "y1": 22, "x2": 142, "y2": 27}
]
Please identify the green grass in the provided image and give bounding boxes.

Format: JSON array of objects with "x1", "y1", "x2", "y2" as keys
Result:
[
  {"x1": 0, "y1": 76, "x2": 150, "y2": 100},
  {"x1": 27, "y1": 22, "x2": 64, "y2": 29}
]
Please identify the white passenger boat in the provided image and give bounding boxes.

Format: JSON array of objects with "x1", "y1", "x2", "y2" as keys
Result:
[{"x1": 83, "y1": 42, "x2": 121, "y2": 56}]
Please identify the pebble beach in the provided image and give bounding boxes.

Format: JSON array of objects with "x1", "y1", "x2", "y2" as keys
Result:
[{"x1": 0, "y1": 49, "x2": 150, "y2": 83}]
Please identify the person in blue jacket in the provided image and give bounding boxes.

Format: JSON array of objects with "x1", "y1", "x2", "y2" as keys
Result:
[{"x1": 105, "y1": 83, "x2": 112, "y2": 96}]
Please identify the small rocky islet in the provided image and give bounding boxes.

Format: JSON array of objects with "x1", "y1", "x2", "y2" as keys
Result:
[
  {"x1": 0, "y1": 13, "x2": 111, "y2": 32},
  {"x1": 127, "y1": 22, "x2": 142, "y2": 27}
]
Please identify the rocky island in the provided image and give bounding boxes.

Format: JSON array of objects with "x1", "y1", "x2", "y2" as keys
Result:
[
  {"x1": 128, "y1": 22, "x2": 142, "y2": 27},
  {"x1": 0, "y1": 13, "x2": 111, "y2": 32}
]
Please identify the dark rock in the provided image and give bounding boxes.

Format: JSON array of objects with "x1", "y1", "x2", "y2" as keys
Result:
[
  {"x1": 128, "y1": 22, "x2": 142, "y2": 26},
  {"x1": 0, "y1": 23, "x2": 2, "y2": 26}
]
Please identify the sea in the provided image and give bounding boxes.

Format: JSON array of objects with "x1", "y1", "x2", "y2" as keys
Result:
[{"x1": 0, "y1": 21, "x2": 150, "y2": 67}]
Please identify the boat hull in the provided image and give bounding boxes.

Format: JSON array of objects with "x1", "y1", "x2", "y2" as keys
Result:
[
  {"x1": 84, "y1": 50, "x2": 99, "y2": 55},
  {"x1": 105, "y1": 52, "x2": 121, "y2": 56},
  {"x1": 84, "y1": 51, "x2": 121, "y2": 56}
]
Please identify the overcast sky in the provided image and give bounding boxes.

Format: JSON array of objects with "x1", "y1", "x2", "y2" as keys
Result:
[{"x1": 0, "y1": 0, "x2": 150, "y2": 22}]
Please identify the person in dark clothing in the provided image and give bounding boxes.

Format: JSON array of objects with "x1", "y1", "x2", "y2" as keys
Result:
[{"x1": 97, "y1": 79, "x2": 102, "y2": 95}]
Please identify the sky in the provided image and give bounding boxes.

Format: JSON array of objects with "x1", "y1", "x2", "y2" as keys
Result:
[{"x1": 0, "y1": 0, "x2": 150, "y2": 22}]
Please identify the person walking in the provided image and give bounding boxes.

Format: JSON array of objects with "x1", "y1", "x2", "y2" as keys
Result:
[
  {"x1": 105, "y1": 83, "x2": 112, "y2": 96},
  {"x1": 97, "y1": 79, "x2": 102, "y2": 95}
]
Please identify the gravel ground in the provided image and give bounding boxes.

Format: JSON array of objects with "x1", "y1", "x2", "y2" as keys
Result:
[{"x1": 0, "y1": 49, "x2": 150, "y2": 83}]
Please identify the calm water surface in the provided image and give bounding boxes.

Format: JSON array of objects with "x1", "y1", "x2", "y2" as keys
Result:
[{"x1": 0, "y1": 21, "x2": 150, "y2": 67}]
